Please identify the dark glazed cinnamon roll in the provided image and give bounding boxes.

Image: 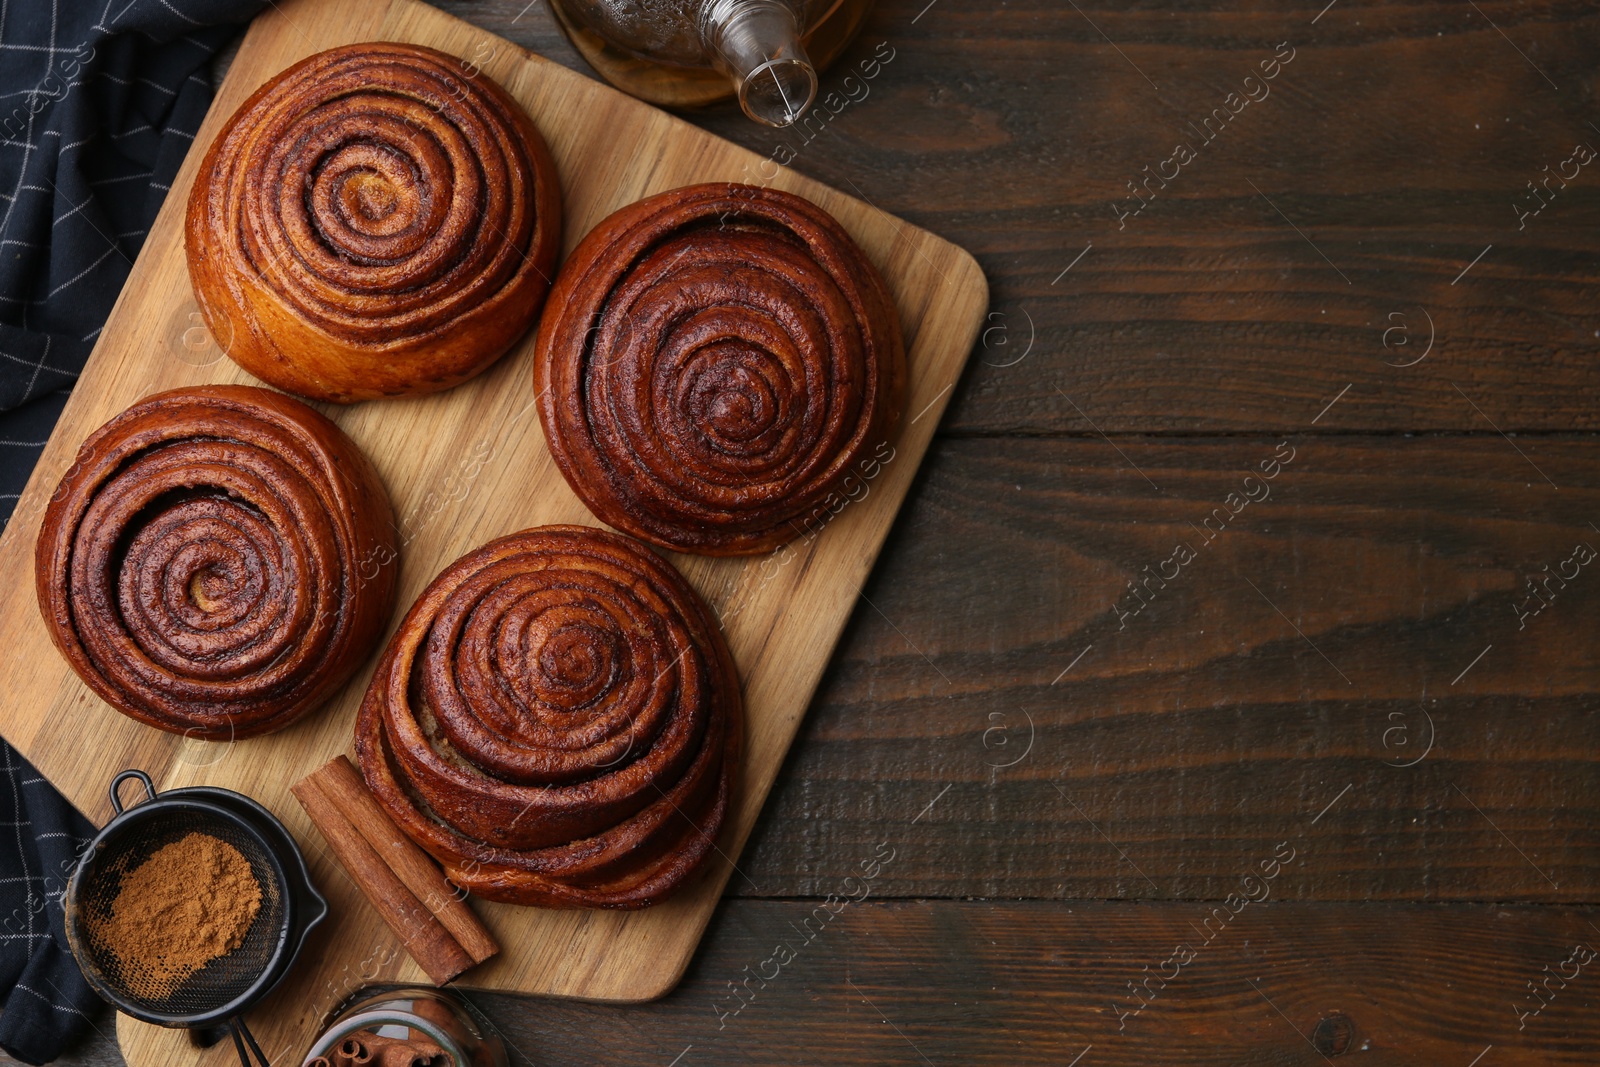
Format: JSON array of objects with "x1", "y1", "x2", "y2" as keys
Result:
[
  {"x1": 535, "y1": 183, "x2": 905, "y2": 555},
  {"x1": 186, "y1": 42, "x2": 561, "y2": 403},
  {"x1": 35, "y1": 386, "x2": 397, "y2": 740},
  {"x1": 355, "y1": 525, "x2": 741, "y2": 909}
]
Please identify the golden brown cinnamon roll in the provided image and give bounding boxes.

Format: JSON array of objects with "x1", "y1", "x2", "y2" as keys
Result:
[
  {"x1": 186, "y1": 42, "x2": 561, "y2": 403},
  {"x1": 355, "y1": 525, "x2": 741, "y2": 909},
  {"x1": 535, "y1": 183, "x2": 905, "y2": 555},
  {"x1": 35, "y1": 386, "x2": 397, "y2": 740}
]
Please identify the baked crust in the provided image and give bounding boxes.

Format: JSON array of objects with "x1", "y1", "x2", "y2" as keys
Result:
[
  {"x1": 535, "y1": 183, "x2": 905, "y2": 555},
  {"x1": 185, "y1": 42, "x2": 561, "y2": 403}
]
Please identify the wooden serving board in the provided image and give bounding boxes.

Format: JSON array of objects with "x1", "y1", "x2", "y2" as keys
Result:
[{"x1": 0, "y1": 0, "x2": 986, "y2": 1062}]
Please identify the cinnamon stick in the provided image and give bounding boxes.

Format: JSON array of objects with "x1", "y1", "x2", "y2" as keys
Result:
[
  {"x1": 333, "y1": 1032, "x2": 447, "y2": 1067},
  {"x1": 293, "y1": 757, "x2": 497, "y2": 985},
  {"x1": 374, "y1": 1035, "x2": 444, "y2": 1067},
  {"x1": 337, "y1": 1036, "x2": 374, "y2": 1064},
  {"x1": 311, "y1": 755, "x2": 498, "y2": 964}
]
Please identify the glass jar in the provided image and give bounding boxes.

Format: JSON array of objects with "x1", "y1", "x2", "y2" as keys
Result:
[{"x1": 302, "y1": 987, "x2": 506, "y2": 1067}]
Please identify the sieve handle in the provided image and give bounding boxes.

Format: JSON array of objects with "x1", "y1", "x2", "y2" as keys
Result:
[
  {"x1": 228, "y1": 1017, "x2": 270, "y2": 1067},
  {"x1": 108, "y1": 769, "x2": 156, "y2": 815}
]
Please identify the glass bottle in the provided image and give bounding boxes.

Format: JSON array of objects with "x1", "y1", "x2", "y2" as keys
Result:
[{"x1": 546, "y1": 0, "x2": 875, "y2": 127}]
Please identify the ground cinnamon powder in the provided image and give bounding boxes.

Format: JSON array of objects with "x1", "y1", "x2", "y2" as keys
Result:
[{"x1": 91, "y1": 831, "x2": 262, "y2": 999}]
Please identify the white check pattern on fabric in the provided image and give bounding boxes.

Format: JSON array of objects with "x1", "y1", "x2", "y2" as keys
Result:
[{"x1": 0, "y1": 0, "x2": 263, "y2": 534}]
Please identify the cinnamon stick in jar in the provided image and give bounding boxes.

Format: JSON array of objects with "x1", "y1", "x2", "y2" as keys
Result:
[
  {"x1": 293, "y1": 755, "x2": 498, "y2": 985},
  {"x1": 338, "y1": 1036, "x2": 376, "y2": 1064},
  {"x1": 327, "y1": 1032, "x2": 449, "y2": 1067}
]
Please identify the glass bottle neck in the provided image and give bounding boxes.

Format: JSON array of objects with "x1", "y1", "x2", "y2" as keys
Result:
[{"x1": 701, "y1": 0, "x2": 819, "y2": 126}]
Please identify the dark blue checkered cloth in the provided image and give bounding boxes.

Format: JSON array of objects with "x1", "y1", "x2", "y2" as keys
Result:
[
  {"x1": 0, "y1": 742, "x2": 99, "y2": 1063},
  {"x1": 0, "y1": 0, "x2": 263, "y2": 1060}
]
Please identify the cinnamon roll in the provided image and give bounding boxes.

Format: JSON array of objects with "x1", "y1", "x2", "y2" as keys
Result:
[
  {"x1": 186, "y1": 42, "x2": 561, "y2": 403},
  {"x1": 35, "y1": 386, "x2": 397, "y2": 740},
  {"x1": 355, "y1": 525, "x2": 741, "y2": 909},
  {"x1": 535, "y1": 183, "x2": 905, "y2": 555}
]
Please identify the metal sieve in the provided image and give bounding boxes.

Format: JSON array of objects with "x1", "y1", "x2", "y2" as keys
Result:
[{"x1": 65, "y1": 769, "x2": 329, "y2": 1067}]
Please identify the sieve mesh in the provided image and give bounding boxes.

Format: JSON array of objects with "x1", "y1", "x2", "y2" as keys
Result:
[{"x1": 72, "y1": 805, "x2": 286, "y2": 1018}]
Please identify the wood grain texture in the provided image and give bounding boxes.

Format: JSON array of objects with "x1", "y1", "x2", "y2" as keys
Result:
[
  {"x1": 7, "y1": 0, "x2": 1600, "y2": 1063},
  {"x1": 477, "y1": 900, "x2": 1600, "y2": 1066},
  {"x1": 736, "y1": 435, "x2": 1600, "y2": 902},
  {"x1": 481, "y1": 0, "x2": 1600, "y2": 435},
  {"x1": 0, "y1": 0, "x2": 984, "y2": 1061},
  {"x1": 25, "y1": 902, "x2": 1600, "y2": 1066}
]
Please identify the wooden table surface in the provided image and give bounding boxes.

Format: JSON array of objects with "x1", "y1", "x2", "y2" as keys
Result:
[{"x1": 12, "y1": 0, "x2": 1600, "y2": 1064}]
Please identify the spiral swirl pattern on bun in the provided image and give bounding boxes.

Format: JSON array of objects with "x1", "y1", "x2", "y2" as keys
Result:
[
  {"x1": 536, "y1": 183, "x2": 905, "y2": 555},
  {"x1": 356, "y1": 525, "x2": 741, "y2": 908},
  {"x1": 35, "y1": 386, "x2": 397, "y2": 739},
  {"x1": 186, "y1": 42, "x2": 561, "y2": 403}
]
